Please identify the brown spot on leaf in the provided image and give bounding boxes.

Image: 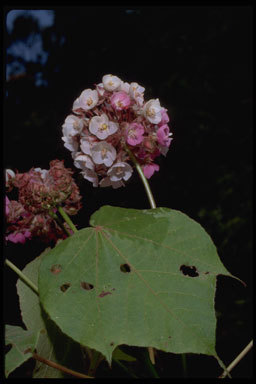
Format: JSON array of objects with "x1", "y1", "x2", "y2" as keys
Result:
[
  {"x1": 23, "y1": 348, "x2": 32, "y2": 354},
  {"x1": 50, "y1": 264, "x2": 62, "y2": 275},
  {"x1": 98, "y1": 291, "x2": 112, "y2": 298}
]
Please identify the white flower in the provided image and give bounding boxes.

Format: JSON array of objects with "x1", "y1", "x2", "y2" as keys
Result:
[
  {"x1": 73, "y1": 152, "x2": 94, "y2": 170},
  {"x1": 99, "y1": 176, "x2": 125, "y2": 189},
  {"x1": 89, "y1": 113, "x2": 118, "y2": 140},
  {"x1": 5, "y1": 169, "x2": 15, "y2": 184},
  {"x1": 143, "y1": 98, "x2": 162, "y2": 124},
  {"x1": 34, "y1": 168, "x2": 48, "y2": 179},
  {"x1": 96, "y1": 83, "x2": 105, "y2": 96},
  {"x1": 72, "y1": 97, "x2": 80, "y2": 112},
  {"x1": 62, "y1": 115, "x2": 84, "y2": 138},
  {"x1": 119, "y1": 81, "x2": 130, "y2": 93},
  {"x1": 107, "y1": 162, "x2": 133, "y2": 182},
  {"x1": 102, "y1": 74, "x2": 121, "y2": 92},
  {"x1": 80, "y1": 135, "x2": 97, "y2": 156},
  {"x1": 129, "y1": 82, "x2": 145, "y2": 106},
  {"x1": 62, "y1": 136, "x2": 79, "y2": 152},
  {"x1": 81, "y1": 168, "x2": 99, "y2": 187},
  {"x1": 73, "y1": 89, "x2": 99, "y2": 111},
  {"x1": 91, "y1": 141, "x2": 116, "y2": 167}
]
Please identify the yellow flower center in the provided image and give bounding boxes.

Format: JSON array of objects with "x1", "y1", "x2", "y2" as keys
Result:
[
  {"x1": 114, "y1": 166, "x2": 123, "y2": 175},
  {"x1": 87, "y1": 97, "x2": 93, "y2": 106},
  {"x1": 100, "y1": 123, "x2": 108, "y2": 131},
  {"x1": 147, "y1": 108, "x2": 155, "y2": 117},
  {"x1": 101, "y1": 148, "x2": 107, "y2": 158}
]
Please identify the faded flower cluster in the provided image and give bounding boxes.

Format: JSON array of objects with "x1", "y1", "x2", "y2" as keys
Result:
[
  {"x1": 5, "y1": 160, "x2": 82, "y2": 244},
  {"x1": 62, "y1": 74, "x2": 173, "y2": 188}
]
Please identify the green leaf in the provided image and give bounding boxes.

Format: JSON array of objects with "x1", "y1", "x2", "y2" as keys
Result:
[
  {"x1": 5, "y1": 325, "x2": 39, "y2": 377},
  {"x1": 15, "y1": 253, "x2": 84, "y2": 378},
  {"x1": 38, "y1": 206, "x2": 236, "y2": 364}
]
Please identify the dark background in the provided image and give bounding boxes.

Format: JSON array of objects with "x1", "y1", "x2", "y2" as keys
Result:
[{"x1": 4, "y1": 6, "x2": 253, "y2": 378}]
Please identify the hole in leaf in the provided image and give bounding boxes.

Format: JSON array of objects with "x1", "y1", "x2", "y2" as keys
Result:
[
  {"x1": 120, "y1": 263, "x2": 131, "y2": 273},
  {"x1": 5, "y1": 344, "x2": 12, "y2": 354},
  {"x1": 51, "y1": 264, "x2": 62, "y2": 274},
  {"x1": 180, "y1": 265, "x2": 199, "y2": 277},
  {"x1": 60, "y1": 283, "x2": 71, "y2": 292},
  {"x1": 81, "y1": 281, "x2": 94, "y2": 290}
]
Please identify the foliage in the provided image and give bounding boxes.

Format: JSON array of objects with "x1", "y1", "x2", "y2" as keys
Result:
[{"x1": 5, "y1": 6, "x2": 252, "y2": 378}]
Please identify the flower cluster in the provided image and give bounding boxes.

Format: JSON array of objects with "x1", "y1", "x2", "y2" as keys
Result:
[
  {"x1": 5, "y1": 160, "x2": 82, "y2": 244},
  {"x1": 62, "y1": 74, "x2": 173, "y2": 188}
]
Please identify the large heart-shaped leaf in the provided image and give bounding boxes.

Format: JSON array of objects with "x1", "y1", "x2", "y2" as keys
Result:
[{"x1": 38, "y1": 206, "x2": 236, "y2": 364}]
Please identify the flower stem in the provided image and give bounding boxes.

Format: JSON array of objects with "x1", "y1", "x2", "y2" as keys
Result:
[
  {"x1": 125, "y1": 145, "x2": 156, "y2": 209},
  {"x1": 58, "y1": 206, "x2": 78, "y2": 233},
  {"x1": 5, "y1": 259, "x2": 39, "y2": 295},
  {"x1": 49, "y1": 210, "x2": 71, "y2": 237}
]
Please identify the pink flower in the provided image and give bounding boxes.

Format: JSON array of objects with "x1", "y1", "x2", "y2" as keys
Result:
[
  {"x1": 110, "y1": 91, "x2": 131, "y2": 111},
  {"x1": 5, "y1": 196, "x2": 10, "y2": 216},
  {"x1": 160, "y1": 109, "x2": 170, "y2": 125},
  {"x1": 6, "y1": 230, "x2": 31, "y2": 244},
  {"x1": 126, "y1": 122, "x2": 144, "y2": 146},
  {"x1": 157, "y1": 124, "x2": 173, "y2": 147},
  {"x1": 143, "y1": 163, "x2": 160, "y2": 179}
]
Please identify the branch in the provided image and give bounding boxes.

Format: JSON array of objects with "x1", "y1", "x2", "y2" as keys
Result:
[
  {"x1": 219, "y1": 340, "x2": 253, "y2": 378},
  {"x1": 33, "y1": 352, "x2": 94, "y2": 379}
]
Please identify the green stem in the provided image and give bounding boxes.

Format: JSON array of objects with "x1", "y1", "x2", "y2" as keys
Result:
[
  {"x1": 5, "y1": 259, "x2": 39, "y2": 295},
  {"x1": 125, "y1": 145, "x2": 156, "y2": 209},
  {"x1": 143, "y1": 349, "x2": 159, "y2": 378},
  {"x1": 113, "y1": 358, "x2": 138, "y2": 378},
  {"x1": 87, "y1": 350, "x2": 103, "y2": 376},
  {"x1": 49, "y1": 210, "x2": 71, "y2": 237},
  {"x1": 58, "y1": 206, "x2": 78, "y2": 233},
  {"x1": 181, "y1": 353, "x2": 188, "y2": 378}
]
